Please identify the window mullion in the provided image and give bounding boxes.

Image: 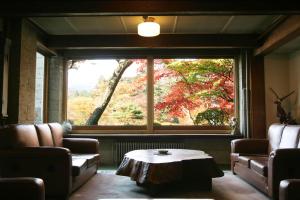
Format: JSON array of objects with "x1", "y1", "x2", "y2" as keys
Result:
[{"x1": 147, "y1": 57, "x2": 154, "y2": 133}]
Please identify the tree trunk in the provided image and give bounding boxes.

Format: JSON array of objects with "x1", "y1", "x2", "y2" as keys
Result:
[{"x1": 86, "y1": 60, "x2": 133, "y2": 125}]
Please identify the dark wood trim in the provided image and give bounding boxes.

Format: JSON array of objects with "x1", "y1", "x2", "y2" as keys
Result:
[
  {"x1": 73, "y1": 125, "x2": 147, "y2": 131},
  {"x1": 43, "y1": 56, "x2": 49, "y2": 123},
  {"x1": 7, "y1": 19, "x2": 22, "y2": 124},
  {"x1": 60, "y1": 49, "x2": 241, "y2": 59},
  {"x1": 47, "y1": 34, "x2": 259, "y2": 49},
  {"x1": 249, "y1": 56, "x2": 266, "y2": 138},
  {"x1": 1, "y1": 1, "x2": 300, "y2": 16},
  {"x1": 37, "y1": 42, "x2": 57, "y2": 57},
  {"x1": 255, "y1": 15, "x2": 300, "y2": 56},
  {"x1": 67, "y1": 133, "x2": 242, "y2": 139}
]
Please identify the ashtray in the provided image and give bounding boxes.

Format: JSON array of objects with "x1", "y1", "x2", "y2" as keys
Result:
[{"x1": 158, "y1": 150, "x2": 169, "y2": 155}]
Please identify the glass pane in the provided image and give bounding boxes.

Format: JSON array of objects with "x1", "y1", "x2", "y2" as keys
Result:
[
  {"x1": 67, "y1": 59, "x2": 147, "y2": 126},
  {"x1": 154, "y1": 58, "x2": 235, "y2": 126},
  {"x1": 34, "y1": 52, "x2": 45, "y2": 123}
]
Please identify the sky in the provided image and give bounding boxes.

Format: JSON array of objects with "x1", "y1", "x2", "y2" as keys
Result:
[{"x1": 68, "y1": 59, "x2": 141, "y2": 91}]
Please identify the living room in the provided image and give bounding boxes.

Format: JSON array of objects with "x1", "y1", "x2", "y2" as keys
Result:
[{"x1": 1, "y1": 1, "x2": 300, "y2": 200}]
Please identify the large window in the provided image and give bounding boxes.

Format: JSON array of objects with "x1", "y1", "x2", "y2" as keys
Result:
[{"x1": 67, "y1": 58, "x2": 235, "y2": 133}]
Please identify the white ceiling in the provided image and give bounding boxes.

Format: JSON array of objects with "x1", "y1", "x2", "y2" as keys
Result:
[
  {"x1": 31, "y1": 15, "x2": 279, "y2": 35},
  {"x1": 30, "y1": 15, "x2": 300, "y2": 54}
]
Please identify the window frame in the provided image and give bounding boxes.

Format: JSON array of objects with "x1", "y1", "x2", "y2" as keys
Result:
[
  {"x1": 66, "y1": 55, "x2": 239, "y2": 135},
  {"x1": 34, "y1": 51, "x2": 49, "y2": 123}
]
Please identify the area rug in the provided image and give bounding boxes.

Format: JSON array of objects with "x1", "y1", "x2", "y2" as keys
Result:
[{"x1": 69, "y1": 171, "x2": 270, "y2": 200}]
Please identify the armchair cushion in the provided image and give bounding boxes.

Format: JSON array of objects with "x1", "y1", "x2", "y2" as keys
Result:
[{"x1": 250, "y1": 157, "x2": 268, "y2": 177}]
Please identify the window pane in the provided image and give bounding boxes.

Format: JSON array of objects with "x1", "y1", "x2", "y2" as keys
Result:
[
  {"x1": 34, "y1": 52, "x2": 45, "y2": 123},
  {"x1": 67, "y1": 59, "x2": 147, "y2": 126},
  {"x1": 154, "y1": 58, "x2": 235, "y2": 126}
]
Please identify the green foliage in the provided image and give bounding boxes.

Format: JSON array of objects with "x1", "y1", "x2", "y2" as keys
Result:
[{"x1": 195, "y1": 109, "x2": 229, "y2": 126}]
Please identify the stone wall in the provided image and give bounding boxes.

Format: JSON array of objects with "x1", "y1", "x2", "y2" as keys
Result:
[
  {"x1": 48, "y1": 56, "x2": 64, "y2": 122},
  {"x1": 18, "y1": 20, "x2": 37, "y2": 123}
]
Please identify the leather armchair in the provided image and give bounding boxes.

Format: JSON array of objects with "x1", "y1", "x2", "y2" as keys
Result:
[
  {"x1": 0, "y1": 177, "x2": 45, "y2": 200},
  {"x1": 231, "y1": 124, "x2": 300, "y2": 200}
]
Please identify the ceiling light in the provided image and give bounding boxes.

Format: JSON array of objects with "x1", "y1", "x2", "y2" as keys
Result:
[{"x1": 138, "y1": 16, "x2": 160, "y2": 37}]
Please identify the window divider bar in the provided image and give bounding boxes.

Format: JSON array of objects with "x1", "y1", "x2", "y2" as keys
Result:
[{"x1": 147, "y1": 57, "x2": 154, "y2": 133}]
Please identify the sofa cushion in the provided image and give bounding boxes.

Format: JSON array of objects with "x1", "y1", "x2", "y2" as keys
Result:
[
  {"x1": 71, "y1": 154, "x2": 100, "y2": 176},
  {"x1": 250, "y1": 157, "x2": 268, "y2": 177},
  {"x1": 48, "y1": 123, "x2": 63, "y2": 147},
  {"x1": 72, "y1": 158, "x2": 87, "y2": 177},
  {"x1": 279, "y1": 126, "x2": 300, "y2": 149},
  {"x1": 35, "y1": 124, "x2": 54, "y2": 147},
  {"x1": 268, "y1": 124, "x2": 285, "y2": 152},
  {"x1": 10, "y1": 125, "x2": 40, "y2": 148}
]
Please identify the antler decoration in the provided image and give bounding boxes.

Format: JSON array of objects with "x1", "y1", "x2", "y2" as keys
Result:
[
  {"x1": 269, "y1": 87, "x2": 297, "y2": 125},
  {"x1": 269, "y1": 88, "x2": 295, "y2": 102}
]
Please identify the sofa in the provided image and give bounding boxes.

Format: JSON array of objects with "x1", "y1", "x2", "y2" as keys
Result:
[
  {"x1": 0, "y1": 177, "x2": 45, "y2": 200},
  {"x1": 231, "y1": 123, "x2": 300, "y2": 200},
  {"x1": 0, "y1": 123, "x2": 100, "y2": 200}
]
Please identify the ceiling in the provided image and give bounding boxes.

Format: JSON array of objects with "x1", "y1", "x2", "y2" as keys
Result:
[
  {"x1": 31, "y1": 15, "x2": 279, "y2": 35},
  {"x1": 30, "y1": 15, "x2": 300, "y2": 55}
]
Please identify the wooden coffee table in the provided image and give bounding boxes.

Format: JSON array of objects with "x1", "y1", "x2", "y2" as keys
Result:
[{"x1": 116, "y1": 149, "x2": 224, "y2": 190}]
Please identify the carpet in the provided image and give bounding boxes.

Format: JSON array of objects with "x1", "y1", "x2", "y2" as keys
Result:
[{"x1": 69, "y1": 171, "x2": 270, "y2": 200}]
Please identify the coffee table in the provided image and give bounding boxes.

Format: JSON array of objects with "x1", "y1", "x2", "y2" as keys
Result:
[{"x1": 116, "y1": 149, "x2": 224, "y2": 190}]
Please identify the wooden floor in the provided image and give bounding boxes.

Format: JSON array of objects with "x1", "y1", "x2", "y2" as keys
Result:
[{"x1": 69, "y1": 171, "x2": 270, "y2": 200}]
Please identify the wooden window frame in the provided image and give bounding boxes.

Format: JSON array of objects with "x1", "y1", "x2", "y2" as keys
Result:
[{"x1": 66, "y1": 56, "x2": 238, "y2": 135}]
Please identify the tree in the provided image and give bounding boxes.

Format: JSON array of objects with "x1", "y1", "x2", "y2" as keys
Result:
[
  {"x1": 153, "y1": 59, "x2": 234, "y2": 125},
  {"x1": 86, "y1": 59, "x2": 133, "y2": 125}
]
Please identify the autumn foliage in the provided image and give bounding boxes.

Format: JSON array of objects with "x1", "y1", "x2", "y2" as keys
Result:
[{"x1": 152, "y1": 59, "x2": 234, "y2": 125}]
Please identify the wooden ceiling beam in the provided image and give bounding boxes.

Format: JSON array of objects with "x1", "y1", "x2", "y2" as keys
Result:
[
  {"x1": 1, "y1": 1, "x2": 300, "y2": 16},
  {"x1": 47, "y1": 34, "x2": 259, "y2": 49},
  {"x1": 58, "y1": 49, "x2": 241, "y2": 59},
  {"x1": 255, "y1": 15, "x2": 300, "y2": 56}
]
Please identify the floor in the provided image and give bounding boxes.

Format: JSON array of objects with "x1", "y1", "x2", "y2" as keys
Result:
[{"x1": 69, "y1": 169, "x2": 270, "y2": 200}]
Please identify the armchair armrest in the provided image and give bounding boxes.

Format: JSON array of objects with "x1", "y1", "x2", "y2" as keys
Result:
[
  {"x1": 0, "y1": 147, "x2": 72, "y2": 198},
  {"x1": 63, "y1": 138, "x2": 99, "y2": 154},
  {"x1": 0, "y1": 177, "x2": 45, "y2": 200},
  {"x1": 280, "y1": 179, "x2": 300, "y2": 200},
  {"x1": 268, "y1": 149, "x2": 300, "y2": 199},
  {"x1": 231, "y1": 138, "x2": 269, "y2": 154}
]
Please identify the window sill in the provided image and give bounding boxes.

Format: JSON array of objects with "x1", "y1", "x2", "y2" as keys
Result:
[{"x1": 66, "y1": 132, "x2": 242, "y2": 139}]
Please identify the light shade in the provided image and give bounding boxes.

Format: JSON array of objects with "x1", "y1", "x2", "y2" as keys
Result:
[{"x1": 138, "y1": 17, "x2": 160, "y2": 37}]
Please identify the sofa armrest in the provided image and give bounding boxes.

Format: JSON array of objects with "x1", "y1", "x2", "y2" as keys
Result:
[
  {"x1": 268, "y1": 149, "x2": 300, "y2": 199},
  {"x1": 63, "y1": 138, "x2": 99, "y2": 154},
  {"x1": 231, "y1": 139, "x2": 269, "y2": 154},
  {"x1": 0, "y1": 147, "x2": 72, "y2": 198},
  {"x1": 0, "y1": 177, "x2": 45, "y2": 200},
  {"x1": 279, "y1": 179, "x2": 300, "y2": 200}
]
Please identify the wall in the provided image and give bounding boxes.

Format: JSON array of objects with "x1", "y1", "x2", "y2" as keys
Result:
[
  {"x1": 289, "y1": 51, "x2": 300, "y2": 122},
  {"x1": 264, "y1": 52, "x2": 300, "y2": 129},
  {"x1": 6, "y1": 19, "x2": 39, "y2": 123},
  {"x1": 70, "y1": 136, "x2": 235, "y2": 166},
  {"x1": 18, "y1": 20, "x2": 37, "y2": 123},
  {"x1": 48, "y1": 56, "x2": 65, "y2": 122}
]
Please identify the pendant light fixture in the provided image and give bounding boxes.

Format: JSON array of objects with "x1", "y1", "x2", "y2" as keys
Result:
[{"x1": 138, "y1": 16, "x2": 160, "y2": 37}]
